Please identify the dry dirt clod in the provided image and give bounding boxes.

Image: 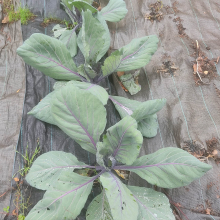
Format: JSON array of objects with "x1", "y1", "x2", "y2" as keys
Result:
[
  {"x1": 173, "y1": 17, "x2": 187, "y2": 38},
  {"x1": 214, "y1": 84, "x2": 220, "y2": 98},
  {"x1": 157, "y1": 60, "x2": 178, "y2": 76},
  {"x1": 206, "y1": 137, "x2": 220, "y2": 163},
  {"x1": 182, "y1": 138, "x2": 220, "y2": 164},
  {"x1": 92, "y1": 1, "x2": 101, "y2": 11},
  {"x1": 145, "y1": 1, "x2": 163, "y2": 23},
  {"x1": 165, "y1": 1, "x2": 179, "y2": 14},
  {"x1": 182, "y1": 140, "x2": 207, "y2": 162}
]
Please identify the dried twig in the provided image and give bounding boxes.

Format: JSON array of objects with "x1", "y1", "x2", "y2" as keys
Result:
[
  {"x1": 195, "y1": 40, "x2": 209, "y2": 85},
  {"x1": 0, "y1": 187, "x2": 15, "y2": 198}
]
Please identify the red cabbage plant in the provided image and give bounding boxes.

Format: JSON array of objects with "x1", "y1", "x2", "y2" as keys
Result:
[
  {"x1": 16, "y1": 0, "x2": 212, "y2": 219},
  {"x1": 23, "y1": 84, "x2": 211, "y2": 219}
]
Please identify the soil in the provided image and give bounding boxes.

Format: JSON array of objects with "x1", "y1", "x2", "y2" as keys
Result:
[
  {"x1": 92, "y1": 1, "x2": 101, "y2": 11},
  {"x1": 2, "y1": 0, "x2": 12, "y2": 15},
  {"x1": 173, "y1": 17, "x2": 187, "y2": 38},
  {"x1": 168, "y1": 2, "x2": 219, "y2": 86},
  {"x1": 182, "y1": 140, "x2": 207, "y2": 162},
  {"x1": 191, "y1": 197, "x2": 220, "y2": 217},
  {"x1": 182, "y1": 138, "x2": 220, "y2": 164},
  {"x1": 199, "y1": 200, "x2": 220, "y2": 217},
  {"x1": 206, "y1": 137, "x2": 220, "y2": 163},
  {"x1": 191, "y1": 41, "x2": 219, "y2": 85},
  {"x1": 157, "y1": 60, "x2": 178, "y2": 76},
  {"x1": 1, "y1": 0, "x2": 12, "y2": 24},
  {"x1": 165, "y1": 1, "x2": 179, "y2": 14},
  {"x1": 215, "y1": 84, "x2": 220, "y2": 98},
  {"x1": 40, "y1": 18, "x2": 67, "y2": 28},
  {"x1": 145, "y1": 1, "x2": 163, "y2": 23}
]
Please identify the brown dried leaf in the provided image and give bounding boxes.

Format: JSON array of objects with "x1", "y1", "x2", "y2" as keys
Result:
[
  {"x1": 118, "y1": 81, "x2": 128, "y2": 92},
  {"x1": 2, "y1": 15, "x2": 9, "y2": 24},
  {"x1": 205, "y1": 208, "x2": 211, "y2": 215},
  {"x1": 117, "y1": 71, "x2": 125, "y2": 77},
  {"x1": 115, "y1": 170, "x2": 126, "y2": 179},
  {"x1": 12, "y1": 209, "x2": 17, "y2": 216},
  {"x1": 193, "y1": 64, "x2": 197, "y2": 73},
  {"x1": 135, "y1": 77, "x2": 139, "y2": 85},
  {"x1": 212, "y1": 150, "x2": 218, "y2": 156},
  {"x1": 14, "y1": 177, "x2": 19, "y2": 182}
]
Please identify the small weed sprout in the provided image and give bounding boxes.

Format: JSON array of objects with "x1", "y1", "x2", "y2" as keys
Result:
[
  {"x1": 3, "y1": 206, "x2": 10, "y2": 213},
  {"x1": 5, "y1": 4, "x2": 35, "y2": 25},
  {"x1": 13, "y1": 143, "x2": 40, "y2": 177}
]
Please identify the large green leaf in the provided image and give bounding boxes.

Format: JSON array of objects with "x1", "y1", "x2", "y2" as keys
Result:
[
  {"x1": 25, "y1": 171, "x2": 94, "y2": 220},
  {"x1": 138, "y1": 114, "x2": 159, "y2": 138},
  {"x1": 110, "y1": 96, "x2": 166, "y2": 138},
  {"x1": 131, "y1": 99, "x2": 166, "y2": 122},
  {"x1": 52, "y1": 24, "x2": 67, "y2": 38},
  {"x1": 109, "y1": 96, "x2": 138, "y2": 118},
  {"x1": 100, "y1": 0, "x2": 128, "y2": 22},
  {"x1": 104, "y1": 116, "x2": 143, "y2": 165},
  {"x1": 71, "y1": 0, "x2": 97, "y2": 13},
  {"x1": 82, "y1": 0, "x2": 93, "y2": 3},
  {"x1": 86, "y1": 191, "x2": 113, "y2": 220},
  {"x1": 26, "y1": 151, "x2": 89, "y2": 190},
  {"x1": 115, "y1": 147, "x2": 212, "y2": 188},
  {"x1": 53, "y1": 81, "x2": 109, "y2": 105},
  {"x1": 77, "y1": 10, "x2": 106, "y2": 65},
  {"x1": 119, "y1": 72, "x2": 141, "y2": 95},
  {"x1": 101, "y1": 51, "x2": 122, "y2": 77},
  {"x1": 59, "y1": 29, "x2": 77, "y2": 57},
  {"x1": 100, "y1": 172, "x2": 138, "y2": 220},
  {"x1": 51, "y1": 83, "x2": 107, "y2": 154},
  {"x1": 17, "y1": 33, "x2": 84, "y2": 81},
  {"x1": 102, "y1": 36, "x2": 158, "y2": 75},
  {"x1": 28, "y1": 91, "x2": 56, "y2": 125},
  {"x1": 95, "y1": 12, "x2": 111, "y2": 62},
  {"x1": 53, "y1": 81, "x2": 68, "y2": 90},
  {"x1": 128, "y1": 186, "x2": 175, "y2": 220}
]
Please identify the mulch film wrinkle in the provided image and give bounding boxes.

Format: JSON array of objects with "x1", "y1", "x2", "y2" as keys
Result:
[{"x1": 1, "y1": 0, "x2": 220, "y2": 219}]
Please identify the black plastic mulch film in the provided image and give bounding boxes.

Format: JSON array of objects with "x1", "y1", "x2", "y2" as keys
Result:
[{"x1": 0, "y1": 0, "x2": 220, "y2": 219}]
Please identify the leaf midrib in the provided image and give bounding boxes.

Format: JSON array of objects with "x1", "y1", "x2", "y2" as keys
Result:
[
  {"x1": 114, "y1": 162, "x2": 202, "y2": 170},
  {"x1": 61, "y1": 93, "x2": 97, "y2": 149}
]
